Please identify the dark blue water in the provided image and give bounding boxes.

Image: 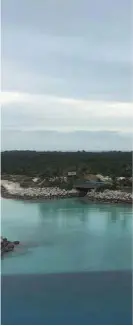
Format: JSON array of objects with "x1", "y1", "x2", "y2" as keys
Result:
[
  {"x1": 1, "y1": 198, "x2": 132, "y2": 324},
  {"x1": 2, "y1": 271, "x2": 132, "y2": 325}
]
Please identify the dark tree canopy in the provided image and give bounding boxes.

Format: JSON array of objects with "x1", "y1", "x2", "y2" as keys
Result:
[{"x1": 1, "y1": 151, "x2": 132, "y2": 178}]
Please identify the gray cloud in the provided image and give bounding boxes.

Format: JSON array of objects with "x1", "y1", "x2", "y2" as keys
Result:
[{"x1": 1, "y1": 0, "x2": 132, "y2": 150}]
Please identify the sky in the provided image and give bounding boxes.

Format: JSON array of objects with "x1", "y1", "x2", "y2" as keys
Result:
[{"x1": 1, "y1": 0, "x2": 132, "y2": 151}]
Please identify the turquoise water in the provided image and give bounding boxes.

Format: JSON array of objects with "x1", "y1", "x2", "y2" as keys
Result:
[
  {"x1": 1, "y1": 198, "x2": 132, "y2": 324},
  {"x1": 1, "y1": 198, "x2": 132, "y2": 275}
]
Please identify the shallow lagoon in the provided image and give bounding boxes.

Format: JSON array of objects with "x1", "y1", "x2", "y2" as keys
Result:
[{"x1": 1, "y1": 198, "x2": 132, "y2": 324}]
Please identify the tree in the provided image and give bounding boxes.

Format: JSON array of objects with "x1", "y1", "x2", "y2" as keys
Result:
[{"x1": 1, "y1": 151, "x2": 132, "y2": 179}]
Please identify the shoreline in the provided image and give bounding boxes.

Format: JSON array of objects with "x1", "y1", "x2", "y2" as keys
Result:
[
  {"x1": 1, "y1": 185, "x2": 79, "y2": 202},
  {"x1": 1, "y1": 187, "x2": 132, "y2": 205},
  {"x1": 1, "y1": 191, "x2": 78, "y2": 202}
]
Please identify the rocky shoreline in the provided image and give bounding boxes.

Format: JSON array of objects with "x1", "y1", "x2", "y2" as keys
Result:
[
  {"x1": 1, "y1": 237, "x2": 20, "y2": 256},
  {"x1": 1, "y1": 180, "x2": 132, "y2": 204},
  {"x1": 87, "y1": 189, "x2": 132, "y2": 204},
  {"x1": 1, "y1": 181, "x2": 78, "y2": 201}
]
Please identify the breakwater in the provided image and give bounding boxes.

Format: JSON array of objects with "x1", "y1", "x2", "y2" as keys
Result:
[
  {"x1": 1, "y1": 180, "x2": 78, "y2": 200},
  {"x1": 87, "y1": 189, "x2": 132, "y2": 204},
  {"x1": 1, "y1": 180, "x2": 132, "y2": 204}
]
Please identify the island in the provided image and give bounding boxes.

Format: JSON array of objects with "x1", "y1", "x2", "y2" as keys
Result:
[{"x1": 1, "y1": 150, "x2": 132, "y2": 204}]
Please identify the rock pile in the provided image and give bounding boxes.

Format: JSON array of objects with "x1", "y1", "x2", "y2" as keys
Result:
[
  {"x1": 1, "y1": 180, "x2": 78, "y2": 200},
  {"x1": 1, "y1": 180, "x2": 132, "y2": 204},
  {"x1": 1, "y1": 237, "x2": 20, "y2": 256},
  {"x1": 87, "y1": 189, "x2": 132, "y2": 204}
]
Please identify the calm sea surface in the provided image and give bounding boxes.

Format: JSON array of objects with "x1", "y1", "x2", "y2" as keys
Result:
[{"x1": 1, "y1": 198, "x2": 132, "y2": 324}]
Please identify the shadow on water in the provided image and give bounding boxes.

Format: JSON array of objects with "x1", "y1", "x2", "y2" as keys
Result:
[
  {"x1": 1, "y1": 239, "x2": 56, "y2": 260},
  {"x1": 38, "y1": 197, "x2": 131, "y2": 231},
  {"x1": 1, "y1": 270, "x2": 132, "y2": 325},
  {"x1": 1, "y1": 247, "x2": 32, "y2": 260}
]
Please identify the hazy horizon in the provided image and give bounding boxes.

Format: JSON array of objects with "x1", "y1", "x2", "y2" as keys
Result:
[
  {"x1": 1, "y1": 130, "x2": 132, "y2": 152},
  {"x1": 1, "y1": 0, "x2": 132, "y2": 151}
]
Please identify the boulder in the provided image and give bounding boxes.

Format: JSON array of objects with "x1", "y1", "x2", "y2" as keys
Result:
[
  {"x1": 1, "y1": 237, "x2": 20, "y2": 256},
  {"x1": 7, "y1": 243, "x2": 14, "y2": 249},
  {"x1": 5, "y1": 246, "x2": 14, "y2": 252},
  {"x1": 3, "y1": 240, "x2": 9, "y2": 247},
  {"x1": 3, "y1": 238, "x2": 7, "y2": 242},
  {"x1": 13, "y1": 241, "x2": 20, "y2": 245}
]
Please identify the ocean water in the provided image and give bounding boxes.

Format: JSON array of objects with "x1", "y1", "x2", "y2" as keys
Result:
[{"x1": 1, "y1": 198, "x2": 132, "y2": 324}]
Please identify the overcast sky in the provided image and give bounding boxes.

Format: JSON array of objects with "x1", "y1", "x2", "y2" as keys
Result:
[{"x1": 1, "y1": 0, "x2": 132, "y2": 151}]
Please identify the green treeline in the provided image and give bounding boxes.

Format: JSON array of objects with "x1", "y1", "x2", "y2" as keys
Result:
[{"x1": 1, "y1": 151, "x2": 132, "y2": 178}]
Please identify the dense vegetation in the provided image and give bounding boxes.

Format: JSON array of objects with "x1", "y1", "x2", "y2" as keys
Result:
[{"x1": 1, "y1": 151, "x2": 132, "y2": 178}]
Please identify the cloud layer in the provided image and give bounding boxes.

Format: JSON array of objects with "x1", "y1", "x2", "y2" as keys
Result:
[
  {"x1": 1, "y1": 0, "x2": 132, "y2": 150},
  {"x1": 1, "y1": 91, "x2": 133, "y2": 133}
]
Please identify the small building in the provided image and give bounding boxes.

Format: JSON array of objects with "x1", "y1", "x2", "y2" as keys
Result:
[
  {"x1": 68, "y1": 171, "x2": 76, "y2": 176},
  {"x1": 74, "y1": 180, "x2": 106, "y2": 192}
]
